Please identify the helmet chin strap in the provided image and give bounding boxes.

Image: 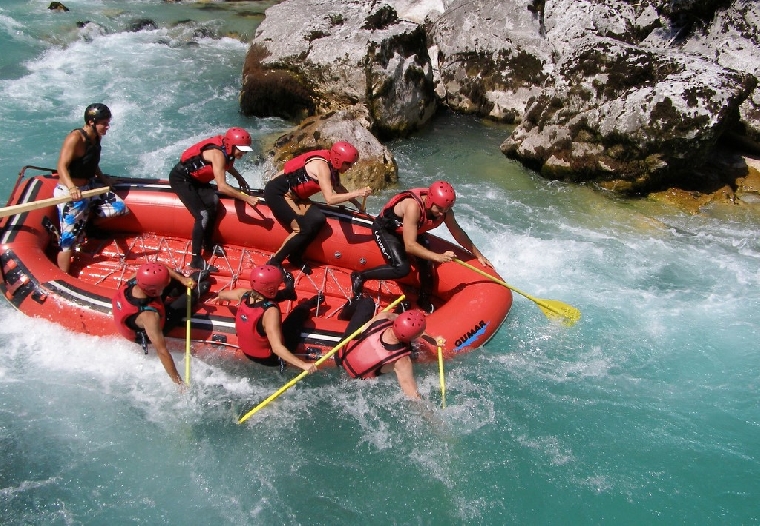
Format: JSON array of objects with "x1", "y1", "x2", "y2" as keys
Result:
[{"x1": 224, "y1": 142, "x2": 236, "y2": 159}]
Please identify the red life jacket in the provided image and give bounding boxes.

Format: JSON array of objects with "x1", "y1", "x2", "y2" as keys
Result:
[
  {"x1": 235, "y1": 294, "x2": 278, "y2": 359},
  {"x1": 282, "y1": 149, "x2": 340, "y2": 200},
  {"x1": 179, "y1": 135, "x2": 233, "y2": 184},
  {"x1": 111, "y1": 280, "x2": 166, "y2": 341},
  {"x1": 378, "y1": 188, "x2": 446, "y2": 234},
  {"x1": 339, "y1": 319, "x2": 412, "y2": 379}
]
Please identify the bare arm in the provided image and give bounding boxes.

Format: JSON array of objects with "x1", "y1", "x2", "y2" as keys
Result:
[
  {"x1": 400, "y1": 200, "x2": 455, "y2": 264},
  {"x1": 135, "y1": 310, "x2": 182, "y2": 384},
  {"x1": 311, "y1": 161, "x2": 371, "y2": 206},
  {"x1": 392, "y1": 356, "x2": 420, "y2": 399},
  {"x1": 216, "y1": 287, "x2": 249, "y2": 304},
  {"x1": 443, "y1": 211, "x2": 492, "y2": 267},
  {"x1": 261, "y1": 308, "x2": 317, "y2": 373},
  {"x1": 167, "y1": 267, "x2": 195, "y2": 289},
  {"x1": 205, "y1": 149, "x2": 259, "y2": 207},
  {"x1": 419, "y1": 333, "x2": 446, "y2": 347},
  {"x1": 226, "y1": 164, "x2": 252, "y2": 192},
  {"x1": 334, "y1": 182, "x2": 367, "y2": 211},
  {"x1": 373, "y1": 311, "x2": 395, "y2": 323},
  {"x1": 94, "y1": 172, "x2": 114, "y2": 187}
]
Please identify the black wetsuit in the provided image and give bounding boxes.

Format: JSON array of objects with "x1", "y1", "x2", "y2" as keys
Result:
[
  {"x1": 263, "y1": 169, "x2": 328, "y2": 270},
  {"x1": 357, "y1": 212, "x2": 435, "y2": 298},
  {"x1": 168, "y1": 143, "x2": 231, "y2": 267}
]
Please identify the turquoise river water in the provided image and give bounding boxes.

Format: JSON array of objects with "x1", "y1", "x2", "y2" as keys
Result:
[{"x1": 1, "y1": 1, "x2": 758, "y2": 524}]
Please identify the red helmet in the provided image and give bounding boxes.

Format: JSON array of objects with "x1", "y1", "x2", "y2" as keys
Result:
[
  {"x1": 427, "y1": 181, "x2": 456, "y2": 210},
  {"x1": 330, "y1": 141, "x2": 359, "y2": 170},
  {"x1": 136, "y1": 263, "x2": 170, "y2": 296},
  {"x1": 249, "y1": 265, "x2": 283, "y2": 298},
  {"x1": 224, "y1": 127, "x2": 253, "y2": 154},
  {"x1": 392, "y1": 309, "x2": 426, "y2": 343}
]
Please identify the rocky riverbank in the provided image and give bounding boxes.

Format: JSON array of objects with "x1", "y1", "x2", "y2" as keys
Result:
[{"x1": 240, "y1": 0, "x2": 760, "y2": 209}]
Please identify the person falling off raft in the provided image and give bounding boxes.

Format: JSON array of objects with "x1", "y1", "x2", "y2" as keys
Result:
[{"x1": 336, "y1": 295, "x2": 443, "y2": 399}]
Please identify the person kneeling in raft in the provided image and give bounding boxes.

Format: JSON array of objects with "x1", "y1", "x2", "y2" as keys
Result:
[
  {"x1": 263, "y1": 141, "x2": 372, "y2": 275},
  {"x1": 216, "y1": 265, "x2": 319, "y2": 373},
  {"x1": 112, "y1": 263, "x2": 209, "y2": 385},
  {"x1": 336, "y1": 295, "x2": 443, "y2": 399},
  {"x1": 351, "y1": 180, "x2": 492, "y2": 314}
]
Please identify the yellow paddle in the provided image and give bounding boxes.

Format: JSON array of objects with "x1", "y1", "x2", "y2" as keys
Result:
[
  {"x1": 0, "y1": 186, "x2": 110, "y2": 218},
  {"x1": 454, "y1": 258, "x2": 581, "y2": 326},
  {"x1": 184, "y1": 286, "x2": 191, "y2": 386},
  {"x1": 437, "y1": 344, "x2": 446, "y2": 408},
  {"x1": 237, "y1": 294, "x2": 406, "y2": 424}
]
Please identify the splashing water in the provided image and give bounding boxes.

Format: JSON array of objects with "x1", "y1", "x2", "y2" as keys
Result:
[{"x1": 1, "y1": 1, "x2": 759, "y2": 524}]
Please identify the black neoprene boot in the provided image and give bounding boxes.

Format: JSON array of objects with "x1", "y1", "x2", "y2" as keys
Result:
[{"x1": 350, "y1": 271, "x2": 364, "y2": 298}]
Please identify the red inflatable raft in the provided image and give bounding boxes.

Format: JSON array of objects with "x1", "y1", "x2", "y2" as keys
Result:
[{"x1": 0, "y1": 166, "x2": 512, "y2": 364}]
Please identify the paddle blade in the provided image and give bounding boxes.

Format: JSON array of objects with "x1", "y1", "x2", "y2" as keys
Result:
[
  {"x1": 535, "y1": 298, "x2": 581, "y2": 326},
  {"x1": 452, "y1": 258, "x2": 582, "y2": 327}
]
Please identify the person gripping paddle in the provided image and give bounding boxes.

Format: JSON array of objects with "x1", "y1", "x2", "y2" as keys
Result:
[{"x1": 54, "y1": 103, "x2": 129, "y2": 274}]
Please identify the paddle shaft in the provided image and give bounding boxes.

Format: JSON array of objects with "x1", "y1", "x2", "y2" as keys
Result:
[
  {"x1": 185, "y1": 287, "x2": 191, "y2": 386},
  {"x1": 453, "y1": 258, "x2": 535, "y2": 299},
  {"x1": 437, "y1": 345, "x2": 446, "y2": 408},
  {"x1": 237, "y1": 294, "x2": 406, "y2": 424},
  {"x1": 453, "y1": 258, "x2": 581, "y2": 325},
  {"x1": 0, "y1": 186, "x2": 110, "y2": 218}
]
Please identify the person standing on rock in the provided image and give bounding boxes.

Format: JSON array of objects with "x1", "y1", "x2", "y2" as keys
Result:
[
  {"x1": 351, "y1": 181, "x2": 491, "y2": 313},
  {"x1": 263, "y1": 142, "x2": 372, "y2": 275},
  {"x1": 54, "y1": 103, "x2": 129, "y2": 274},
  {"x1": 169, "y1": 127, "x2": 260, "y2": 271}
]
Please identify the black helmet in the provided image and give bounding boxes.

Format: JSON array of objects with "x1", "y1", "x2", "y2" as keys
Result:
[{"x1": 84, "y1": 103, "x2": 112, "y2": 124}]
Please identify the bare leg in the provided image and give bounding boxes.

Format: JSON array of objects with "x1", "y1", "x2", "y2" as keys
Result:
[{"x1": 57, "y1": 249, "x2": 72, "y2": 274}]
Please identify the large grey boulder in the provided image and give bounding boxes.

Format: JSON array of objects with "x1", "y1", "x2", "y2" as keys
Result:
[
  {"x1": 240, "y1": 0, "x2": 436, "y2": 138},
  {"x1": 664, "y1": 1, "x2": 760, "y2": 142},
  {"x1": 426, "y1": 0, "x2": 550, "y2": 123},
  {"x1": 260, "y1": 107, "x2": 398, "y2": 192},
  {"x1": 500, "y1": 0, "x2": 758, "y2": 193},
  {"x1": 501, "y1": 37, "x2": 755, "y2": 193}
]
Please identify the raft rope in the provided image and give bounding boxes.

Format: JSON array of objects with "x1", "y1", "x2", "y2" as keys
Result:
[{"x1": 81, "y1": 232, "x2": 406, "y2": 327}]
